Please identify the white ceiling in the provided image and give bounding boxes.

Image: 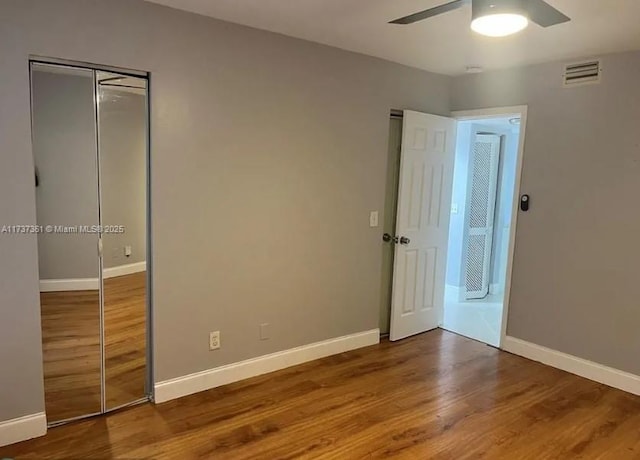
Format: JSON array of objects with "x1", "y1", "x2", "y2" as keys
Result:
[{"x1": 145, "y1": 0, "x2": 640, "y2": 75}]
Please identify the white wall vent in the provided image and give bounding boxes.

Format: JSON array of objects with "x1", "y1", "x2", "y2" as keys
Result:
[{"x1": 563, "y1": 60, "x2": 602, "y2": 87}]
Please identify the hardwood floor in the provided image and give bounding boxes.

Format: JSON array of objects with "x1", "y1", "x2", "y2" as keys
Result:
[
  {"x1": 40, "y1": 271, "x2": 147, "y2": 423},
  {"x1": 8, "y1": 329, "x2": 640, "y2": 459}
]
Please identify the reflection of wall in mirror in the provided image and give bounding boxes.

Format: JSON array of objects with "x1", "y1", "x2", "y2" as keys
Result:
[
  {"x1": 33, "y1": 69, "x2": 100, "y2": 281},
  {"x1": 99, "y1": 87, "x2": 147, "y2": 271},
  {"x1": 33, "y1": 71, "x2": 147, "y2": 285}
]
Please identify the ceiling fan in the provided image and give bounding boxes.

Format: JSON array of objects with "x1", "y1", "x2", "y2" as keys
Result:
[{"x1": 390, "y1": 0, "x2": 570, "y2": 37}]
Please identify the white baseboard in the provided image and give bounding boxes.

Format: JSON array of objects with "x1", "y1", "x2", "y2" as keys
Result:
[
  {"x1": 104, "y1": 261, "x2": 146, "y2": 279},
  {"x1": 154, "y1": 329, "x2": 380, "y2": 404},
  {"x1": 0, "y1": 412, "x2": 46, "y2": 447},
  {"x1": 39, "y1": 262, "x2": 146, "y2": 292},
  {"x1": 39, "y1": 278, "x2": 98, "y2": 292},
  {"x1": 503, "y1": 336, "x2": 640, "y2": 396}
]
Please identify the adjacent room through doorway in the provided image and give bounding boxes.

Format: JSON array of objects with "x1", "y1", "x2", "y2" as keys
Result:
[{"x1": 443, "y1": 115, "x2": 522, "y2": 346}]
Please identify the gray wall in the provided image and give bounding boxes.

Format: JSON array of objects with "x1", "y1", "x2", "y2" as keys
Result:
[
  {"x1": 452, "y1": 50, "x2": 640, "y2": 376},
  {"x1": 99, "y1": 88, "x2": 147, "y2": 269},
  {"x1": 0, "y1": 0, "x2": 450, "y2": 422},
  {"x1": 32, "y1": 68, "x2": 100, "y2": 280}
]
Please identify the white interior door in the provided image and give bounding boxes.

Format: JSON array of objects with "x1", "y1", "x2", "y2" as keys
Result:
[
  {"x1": 389, "y1": 111, "x2": 456, "y2": 341},
  {"x1": 463, "y1": 134, "x2": 501, "y2": 300}
]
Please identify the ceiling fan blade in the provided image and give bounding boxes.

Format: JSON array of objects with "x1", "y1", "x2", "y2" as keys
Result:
[
  {"x1": 527, "y1": 0, "x2": 570, "y2": 27},
  {"x1": 390, "y1": 0, "x2": 471, "y2": 25}
]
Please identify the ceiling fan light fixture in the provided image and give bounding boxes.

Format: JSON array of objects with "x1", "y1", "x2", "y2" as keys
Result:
[
  {"x1": 471, "y1": 13, "x2": 528, "y2": 37},
  {"x1": 470, "y1": 0, "x2": 529, "y2": 37}
]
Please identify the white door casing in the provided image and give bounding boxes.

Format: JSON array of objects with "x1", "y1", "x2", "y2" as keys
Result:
[
  {"x1": 463, "y1": 134, "x2": 501, "y2": 300},
  {"x1": 389, "y1": 111, "x2": 457, "y2": 341}
]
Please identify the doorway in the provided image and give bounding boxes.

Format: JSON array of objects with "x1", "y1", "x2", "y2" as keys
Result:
[
  {"x1": 380, "y1": 107, "x2": 526, "y2": 347},
  {"x1": 442, "y1": 115, "x2": 523, "y2": 346},
  {"x1": 30, "y1": 60, "x2": 152, "y2": 426},
  {"x1": 379, "y1": 112, "x2": 402, "y2": 335}
]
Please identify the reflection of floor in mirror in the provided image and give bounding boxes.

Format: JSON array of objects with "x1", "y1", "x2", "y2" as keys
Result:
[
  {"x1": 40, "y1": 271, "x2": 147, "y2": 423},
  {"x1": 104, "y1": 270, "x2": 147, "y2": 409},
  {"x1": 40, "y1": 289, "x2": 102, "y2": 422}
]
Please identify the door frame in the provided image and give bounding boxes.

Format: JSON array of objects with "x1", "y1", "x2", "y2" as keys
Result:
[{"x1": 450, "y1": 105, "x2": 528, "y2": 348}]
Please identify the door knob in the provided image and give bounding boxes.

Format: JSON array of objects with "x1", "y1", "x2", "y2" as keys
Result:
[
  {"x1": 399, "y1": 236, "x2": 411, "y2": 245},
  {"x1": 382, "y1": 233, "x2": 399, "y2": 243}
]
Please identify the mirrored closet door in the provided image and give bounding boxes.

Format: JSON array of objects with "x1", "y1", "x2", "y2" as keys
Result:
[{"x1": 31, "y1": 62, "x2": 150, "y2": 425}]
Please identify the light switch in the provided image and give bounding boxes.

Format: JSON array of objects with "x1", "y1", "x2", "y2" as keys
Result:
[{"x1": 369, "y1": 211, "x2": 379, "y2": 228}]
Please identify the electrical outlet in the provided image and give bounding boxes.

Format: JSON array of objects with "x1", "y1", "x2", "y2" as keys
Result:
[
  {"x1": 259, "y1": 323, "x2": 270, "y2": 340},
  {"x1": 209, "y1": 331, "x2": 220, "y2": 350}
]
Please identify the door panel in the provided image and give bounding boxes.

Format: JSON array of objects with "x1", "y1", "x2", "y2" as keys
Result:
[
  {"x1": 97, "y1": 71, "x2": 149, "y2": 411},
  {"x1": 390, "y1": 111, "x2": 456, "y2": 341},
  {"x1": 423, "y1": 247, "x2": 437, "y2": 309},
  {"x1": 401, "y1": 249, "x2": 418, "y2": 313},
  {"x1": 463, "y1": 134, "x2": 501, "y2": 300},
  {"x1": 31, "y1": 63, "x2": 103, "y2": 424}
]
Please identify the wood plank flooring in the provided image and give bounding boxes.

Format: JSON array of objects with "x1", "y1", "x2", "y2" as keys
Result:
[
  {"x1": 6, "y1": 329, "x2": 640, "y2": 459},
  {"x1": 40, "y1": 271, "x2": 147, "y2": 423}
]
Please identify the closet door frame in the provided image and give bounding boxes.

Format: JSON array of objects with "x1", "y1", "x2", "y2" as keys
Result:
[
  {"x1": 93, "y1": 67, "x2": 107, "y2": 414},
  {"x1": 30, "y1": 57, "x2": 153, "y2": 425}
]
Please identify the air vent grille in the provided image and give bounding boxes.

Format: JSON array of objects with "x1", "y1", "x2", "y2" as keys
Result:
[{"x1": 563, "y1": 60, "x2": 601, "y2": 86}]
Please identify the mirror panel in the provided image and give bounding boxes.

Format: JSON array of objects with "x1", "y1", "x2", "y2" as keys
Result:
[
  {"x1": 32, "y1": 63, "x2": 102, "y2": 423},
  {"x1": 97, "y1": 71, "x2": 149, "y2": 410}
]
